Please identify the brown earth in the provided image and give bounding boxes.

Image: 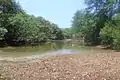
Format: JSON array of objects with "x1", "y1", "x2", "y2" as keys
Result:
[{"x1": 1, "y1": 52, "x2": 120, "y2": 80}]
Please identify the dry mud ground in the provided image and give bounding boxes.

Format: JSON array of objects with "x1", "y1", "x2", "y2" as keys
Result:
[{"x1": 0, "y1": 52, "x2": 120, "y2": 80}]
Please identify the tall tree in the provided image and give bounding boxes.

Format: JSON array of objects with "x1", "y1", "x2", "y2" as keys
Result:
[
  {"x1": 0, "y1": 0, "x2": 23, "y2": 41},
  {"x1": 0, "y1": 0, "x2": 22, "y2": 27},
  {"x1": 84, "y1": 0, "x2": 120, "y2": 44}
]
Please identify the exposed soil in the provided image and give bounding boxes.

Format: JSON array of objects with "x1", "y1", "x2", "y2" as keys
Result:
[{"x1": 1, "y1": 52, "x2": 120, "y2": 80}]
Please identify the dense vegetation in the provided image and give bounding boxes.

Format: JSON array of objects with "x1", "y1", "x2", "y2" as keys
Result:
[
  {"x1": 1, "y1": 0, "x2": 120, "y2": 50},
  {"x1": 0, "y1": 0, "x2": 64, "y2": 46},
  {"x1": 62, "y1": 28, "x2": 73, "y2": 39},
  {"x1": 71, "y1": 0, "x2": 120, "y2": 50}
]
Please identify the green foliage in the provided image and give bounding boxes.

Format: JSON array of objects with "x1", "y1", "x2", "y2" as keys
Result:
[
  {"x1": 100, "y1": 23, "x2": 114, "y2": 46},
  {"x1": 7, "y1": 13, "x2": 64, "y2": 44},
  {"x1": 0, "y1": 28, "x2": 7, "y2": 40},
  {"x1": 0, "y1": 0, "x2": 64, "y2": 45},
  {"x1": 54, "y1": 27, "x2": 64, "y2": 40},
  {"x1": 62, "y1": 28, "x2": 72, "y2": 39},
  {"x1": 112, "y1": 14, "x2": 120, "y2": 50},
  {"x1": 8, "y1": 13, "x2": 45, "y2": 42},
  {"x1": 81, "y1": 26, "x2": 96, "y2": 45},
  {"x1": 100, "y1": 22, "x2": 120, "y2": 50},
  {"x1": 112, "y1": 29, "x2": 120, "y2": 50},
  {"x1": 71, "y1": 0, "x2": 120, "y2": 48},
  {"x1": 72, "y1": 10, "x2": 97, "y2": 45},
  {"x1": 0, "y1": 0, "x2": 23, "y2": 28}
]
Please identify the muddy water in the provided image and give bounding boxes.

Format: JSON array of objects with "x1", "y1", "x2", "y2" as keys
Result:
[{"x1": 0, "y1": 41, "x2": 114, "y2": 61}]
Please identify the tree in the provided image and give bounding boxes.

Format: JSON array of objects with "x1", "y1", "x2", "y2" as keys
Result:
[
  {"x1": 72, "y1": 0, "x2": 120, "y2": 45},
  {"x1": 100, "y1": 14, "x2": 120, "y2": 50},
  {"x1": 0, "y1": 0, "x2": 64, "y2": 46},
  {"x1": 72, "y1": 10, "x2": 97, "y2": 44},
  {"x1": 62, "y1": 28, "x2": 72, "y2": 39},
  {"x1": 0, "y1": 28, "x2": 7, "y2": 40},
  {"x1": 6, "y1": 12, "x2": 64, "y2": 45},
  {"x1": 0, "y1": 0, "x2": 22, "y2": 27},
  {"x1": 84, "y1": 0, "x2": 120, "y2": 44},
  {"x1": 0, "y1": 0, "x2": 23, "y2": 42}
]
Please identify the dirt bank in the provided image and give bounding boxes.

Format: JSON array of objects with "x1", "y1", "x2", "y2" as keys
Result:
[{"x1": 1, "y1": 52, "x2": 120, "y2": 80}]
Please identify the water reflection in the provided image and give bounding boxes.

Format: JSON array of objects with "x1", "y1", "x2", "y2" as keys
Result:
[
  {"x1": 0, "y1": 41, "x2": 82, "y2": 52},
  {"x1": 0, "y1": 41, "x2": 113, "y2": 58}
]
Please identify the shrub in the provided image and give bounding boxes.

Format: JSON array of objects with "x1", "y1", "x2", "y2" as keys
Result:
[
  {"x1": 100, "y1": 22, "x2": 120, "y2": 50},
  {"x1": 100, "y1": 24, "x2": 114, "y2": 47},
  {"x1": 112, "y1": 28, "x2": 120, "y2": 50},
  {"x1": 0, "y1": 28, "x2": 7, "y2": 40}
]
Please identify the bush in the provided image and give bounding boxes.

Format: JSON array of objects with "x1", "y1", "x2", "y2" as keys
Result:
[
  {"x1": 0, "y1": 28, "x2": 7, "y2": 40},
  {"x1": 80, "y1": 25, "x2": 97, "y2": 45},
  {"x1": 112, "y1": 28, "x2": 120, "y2": 50},
  {"x1": 100, "y1": 24, "x2": 114, "y2": 46},
  {"x1": 100, "y1": 22, "x2": 120, "y2": 50},
  {"x1": 5, "y1": 13, "x2": 64, "y2": 45},
  {"x1": 8, "y1": 13, "x2": 43, "y2": 42}
]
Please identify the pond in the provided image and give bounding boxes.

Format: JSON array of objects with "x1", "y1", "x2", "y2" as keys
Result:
[{"x1": 0, "y1": 40, "x2": 114, "y2": 61}]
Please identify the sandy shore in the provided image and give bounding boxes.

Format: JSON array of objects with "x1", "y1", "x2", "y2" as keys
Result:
[{"x1": 0, "y1": 52, "x2": 120, "y2": 80}]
